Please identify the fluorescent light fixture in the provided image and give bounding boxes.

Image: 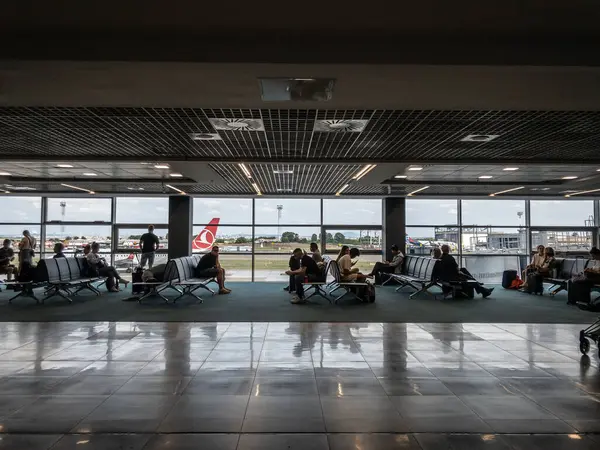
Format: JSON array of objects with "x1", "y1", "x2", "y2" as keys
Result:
[
  {"x1": 61, "y1": 183, "x2": 95, "y2": 194},
  {"x1": 154, "y1": 164, "x2": 170, "y2": 169},
  {"x1": 394, "y1": 175, "x2": 408, "y2": 179},
  {"x1": 239, "y1": 163, "x2": 252, "y2": 179},
  {"x1": 561, "y1": 176, "x2": 578, "y2": 180},
  {"x1": 335, "y1": 184, "x2": 350, "y2": 196},
  {"x1": 292, "y1": 78, "x2": 316, "y2": 81},
  {"x1": 489, "y1": 186, "x2": 525, "y2": 197},
  {"x1": 478, "y1": 175, "x2": 493, "y2": 179},
  {"x1": 503, "y1": 167, "x2": 519, "y2": 171},
  {"x1": 276, "y1": 188, "x2": 293, "y2": 192},
  {"x1": 460, "y1": 134, "x2": 500, "y2": 142},
  {"x1": 597, "y1": 169, "x2": 600, "y2": 172},
  {"x1": 273, "y1": 170, "x2": 294, "y2": 174},
  {"x1": 565, "y1": 187, "x2": 600, "y2": 198},
  {"x1": 83, "y1": 172, "x2": 97, "y2": 176},
  {"x1": 251, "y1": 182, "x2": 262, "y2": 196},
  {"x1": 407, "y1": 186, "x2": 430, "y2": 196},
  {"x1": 0, "y1": 172, "x2": 11, "y2": 176},
  {"x1": 352, "y1": 164, "x2": 376, "y2": 181},
  {"x1": 165, "y1": 184, "x2": 186, "y2": 195},
  {"x1": 56, "y1": 164, "x2": 73, "y2": 168},
  {"x1": 408, "y1": 167, "x2": 423, "y2": 171},
  {"x1": 169, "y1": 173, "x2": 183, "y2": 177}
]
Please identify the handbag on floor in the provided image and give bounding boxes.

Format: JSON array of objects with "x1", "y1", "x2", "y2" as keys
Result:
[{"x1": 524, "y1": 272, "x2": 544, "y2": 295}]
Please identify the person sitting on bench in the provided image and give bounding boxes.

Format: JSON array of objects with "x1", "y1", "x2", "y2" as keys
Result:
[
  {"x1": 336, "y1": 245, "x2": 349, "y2": 263},
  {"x1": 522, "y1": 245, "x2": 545, "y2": 283},
  {"x1": 0, "y1": 239, "x2": 16, "y2": 282},
  {"x1": 367, "y1": 244, "x2": 404, "y2": 284},
  {"x1": 284, "y1": 254, "x2": 301, "y2": 293},
  {"x1": 436, "y1": 244, "x2": 493, "y2": 299},
  {"x1": 567, "y1": 247, "x2": 600, "y2": 305},
  {"x1": 195, "y1": 245, "x2": 231, "y2": 295},
  {"x1": 53, "y1": 242, "x2": 66, "y2": 258},
  {"x1": 286, "y1": 247, "x2": 325, "y2": 304},
  {"x1": 310, "y1": 242, "x2": 323, "y2": 264},
  {"x1": 339, "y1": 247, "x2": 369, "y2": 282},
  {"x1": 87, "y1": 242, "x2": 128, "y2": 292}
]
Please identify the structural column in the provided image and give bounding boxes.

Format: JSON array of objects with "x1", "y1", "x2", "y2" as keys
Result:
[
  {"x1": 384, "y1": 197, "x2": 406, "y2": 261},
  {"x1": 168, "y1": 195, "x2": 193, "y2": 259}
]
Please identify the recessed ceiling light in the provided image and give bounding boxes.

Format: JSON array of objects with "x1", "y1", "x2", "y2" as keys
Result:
[
  {"x1": 189, "y1": 132, "x2": 222, "y2": 141},
  {"x1": 276, "y1": 188, "x2": 293, "y2": 192},
  {"x1": 503, "y1": 167, "x2": 519, "y2": 171},
  {"x1": 314, "y1": 119, "x2": 369, "y2": 133},
  {"x1": 478, "y1": 175, "x2": 493, "y2": 179},
  {"x1": 251, "y1": 182, "x2": 262, "y2": 196},
  {"x1": 127, "y1": 187, "x2": 145, "y2": 191},
  {"x1": 394, "y1": 175, "x2": 408, "y2": 179},
  {"x1": 408, "y1": 167, "x2": 423, "y2": 171},
  {"x1": 460, "y1": 134, "x2": 500, "y2": 142},
  {"x1": 562, "y1": 176, "x2": 578, "y2": 180},
  {"x1": 56, "y1": 164, "x2": 73, "y2": 168},
  {"x1": 273, "y1": 170, "x2": 294, "y2": 175},
  {"x1": 83, "y1": 172, "x2": 97, "y2": 176},
  {"x1": 565, "y1": 187, "x2": 600, "y2": 198},
  {"x1": 169, "y1": 173, "x2": 183, "y2": 178},
  {"x1": 0, "y1": 172, "x2": 11, "y2": 176},
  {"x1": 238, "y1": 163, "x2": 252, "y2": 179},
  {"x1": 597, "y1": 169, "x2": 600, "y2": 172},
  {"x1": 154, "y1": 164, "x2": 170, "y2": 169},
  {"x1": 209, "y1": 118, "x2": 265, "y2": 132}
]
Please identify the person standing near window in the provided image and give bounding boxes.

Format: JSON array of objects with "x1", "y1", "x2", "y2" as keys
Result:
[
  {"x1": 18, "y1": 230, "x2": 36, "y2": 274},
  {"x1": 139, "y1": 225, "x2": 160, "y2": 269}
]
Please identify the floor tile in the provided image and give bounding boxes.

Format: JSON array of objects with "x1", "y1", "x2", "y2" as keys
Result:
[
  {"x1": 243, "y1": 396, "x2": 324, "y2": 432},
  {"x1": 478, "y1": 362, "x2": 555, "y2": 378},
  {"x1": 483, "y1": 419, "x2": 576, "y2": 433},
  {"x1": 185, "y1": 376, "x2": 254, "y2": 395},
  {"x1": 16, "y1": 361, "x2": 91, "y2": 377},
  {"x1": 2, "y1": 395, "x2": 108, "y2": 433},
  {"x1": 505, "y1": 377, "x2": 589, "y2": 398},
  {"x1": 415, "y1": 433, "x2": 512, "y2": 450},
  {"x1": 329, "y1": 433, "x2": 422, "y2": 450},
  {"x1": 252, "y1": 377, "x2": 318, "y2": 396},
  {"x1": 424, "y1": 362, "x2": 494, "y2": 378},
  {"x1": 78, "y1": 361, "x2": 148, "y2": 377},
  {"x1": 0, "y1": 395, "x2": 39, "y2": 418},
  {"x1": 48, "y1": 375, "x2": 131, "y2": 395},
  {"x1": 256, "y1": 362, "x2": 315, "y2": 377},
  {"x1": 134, "y1": 361, "x2": 202, "y2": 377},
  {"x1": 440, "y1": 377, "x2": 519, "y2": 396},
  {"x1": 533, "y1": 395, "x2": 600, "y2": 420},
  {"x1": 370, "y1": 361, "x2": 435, "y2": 379},
  {"x1": 50, "y1": 433, "x2": 151, "y2": 450},
  {"x1": 159, "y1": 395, "x2": 249, "y2": 432},
  {"x1": 0, "y1": 376, "x2": 69, "y2": 395},
  {"x1": 321, "y1": 396, "x2": 407, "y2": 432},
  {"x1": 143, "y1": 433, "x2": 238, "y2": 450},
  {"x1": 317, "y1": 377, "x2": 387, "y2": 396},
  {"x1": 505, "y1": 434, "x2": 599, "y2": 450},
  {"x1": 73, "y1": 394, "x2": 177, "y2": 433},
  {"x1": 0, "y1": 434, "x2": 61, "y2": 450},
  {"x1": 461, "y1": 395, "x2": 558, "y2": 420},
  {"x1": 379, "y1": 378, "x2": 453, "y2": 396},
  {"x1": 391, "y1": 395, "x2": 478, "y2": 418},
  {"x1": 238, "y1": 434, "x2": 329, "y2": 450},
  {"x1": 116, "y1": 376, "x2": 191, "y2": 395},
  {"x1": 313, "y1": 362, "x2": 375, "y2": 378}
]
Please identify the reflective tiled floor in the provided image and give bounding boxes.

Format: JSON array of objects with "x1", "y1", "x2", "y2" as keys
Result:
[{"x1": 0, "y1": 321, "x2": 599, "y2": 449}]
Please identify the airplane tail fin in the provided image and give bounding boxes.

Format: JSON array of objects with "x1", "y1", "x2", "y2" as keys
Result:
[{"x1": 192, "y1": 218, "x2": 220, "y2": 250}]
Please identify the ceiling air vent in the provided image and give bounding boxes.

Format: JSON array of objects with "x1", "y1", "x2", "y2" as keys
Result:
[
  {"x1": 208, "y1": 118, "x2": 265, "y2": 132},
  {"x1": 189, "y1": 133, "x2": 222, "y2": 141},
  {"x1": 314, "y1": 119, "x2": 369, "y2": 133}
]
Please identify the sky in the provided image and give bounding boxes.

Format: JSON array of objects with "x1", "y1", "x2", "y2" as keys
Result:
[{"x1": 0, "y1": 196, "x2": 596, "y2": 240}]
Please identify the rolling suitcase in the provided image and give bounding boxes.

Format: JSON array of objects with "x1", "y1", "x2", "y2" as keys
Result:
[
  {"x1": 131, "y1": 268, "x2": 144, "y2": 294},
  {"x1": 502, "y1": 270, "x2": 518, "y2": 289},
  {"x1": 525, "y1": 273, "x2": 544, "y2": 295}
]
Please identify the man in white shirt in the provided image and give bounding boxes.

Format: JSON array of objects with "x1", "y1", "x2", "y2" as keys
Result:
[
  {"x1": 339, "y1": 247, "x2": 368, "y2": 282},
  {"x1": 367, "y1": 244, "x2": 404, "y2": 285}
]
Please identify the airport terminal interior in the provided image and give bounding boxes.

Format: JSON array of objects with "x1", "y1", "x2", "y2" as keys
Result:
[{"x1": 1, "y1": 2, "x2": 600, "y2": 449}]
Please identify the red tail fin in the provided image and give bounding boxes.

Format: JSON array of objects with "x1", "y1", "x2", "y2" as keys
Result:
[{"x1": 192, "y1": 218, "x2": 220, "y2": 250}]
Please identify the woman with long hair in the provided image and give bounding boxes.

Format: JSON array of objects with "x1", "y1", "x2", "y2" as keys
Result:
[{"x1": 336, "y1": 245, "x2": 349, "y2": 262}]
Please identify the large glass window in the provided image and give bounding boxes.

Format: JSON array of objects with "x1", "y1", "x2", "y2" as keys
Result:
[
  {"x1": 323, "y1": 199, "x2": 382, "y2": 225},
  {"x1": 461, "y1": 227, "x2": 526, "y2": 254},
  {"x1": 193, "y1": 198, "x2": 252, "y2": 224},
  {"x1": 45, "y1": 225, "x2": 112, "y2": 254},
  {"x1": 115, "y1": 197, "x2": 169, "y2": 224},
  {"x1": 531, "y1": 230, "x2": 593, "y2": 253},
  {"x1": 0, "y1": 225, "x2": 41, "y2": 250},
  {"x1": 254, "y1": 226, "x2": 320, "y2": 253},
  {"x1": 255, "y1": 198, "x2": 320, "y2": 225},
  {"x1": 46, "y1": 198, "x2": 112, "y2": 222},
  {"x1": 406, "y1": 199, "x2": 458, "y2": 225},
  {"x1": 405, "y1": 226, "x2": 459, "y2": 256},
  {"x1": 116, "y1": 227, "x2": 168, "y2": 251},
  {"x1": 530, "y1": 200, "x2": 594, "y2": 227},
  {"x1": 461, "y1": 200, "x2": 526, "y2": 227},
  {"x1": 323, "y1": 228, "x2": 382, "y2": 252},
  {"x1": 0, "y1": 196, "x2": 41, "y2": 223}
]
